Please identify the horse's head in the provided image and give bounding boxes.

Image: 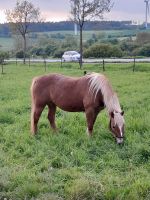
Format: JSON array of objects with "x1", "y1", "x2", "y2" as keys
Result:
[{"x1": 109, "y1": 111, "x2": 125, "y2": 144}]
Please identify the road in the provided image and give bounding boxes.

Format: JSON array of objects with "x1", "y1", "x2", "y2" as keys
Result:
[{"x1": 5, "y1": 57, "x2": 150, "y2": 63}]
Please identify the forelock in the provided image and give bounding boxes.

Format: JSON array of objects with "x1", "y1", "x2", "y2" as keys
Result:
[{"x1": 114, "y1": 113, "x2": 124, "y2": 127}]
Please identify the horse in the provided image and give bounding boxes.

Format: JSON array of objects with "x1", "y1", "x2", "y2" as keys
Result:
[{"x1": 30, "y1": 72, "x2": 125, "y2": 144}]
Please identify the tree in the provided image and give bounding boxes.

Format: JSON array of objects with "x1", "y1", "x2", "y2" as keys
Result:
[
  {"x1": 5, "y1": 0, "x2": 41, "y2": 64},
  {"x1": 70, "y1": 0, "x2": 113, "y2": 68}
]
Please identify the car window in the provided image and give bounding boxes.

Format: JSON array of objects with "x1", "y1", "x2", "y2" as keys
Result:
[
  {"x1": 71, "y1": 52, "x2": 78, "y2": 55},
  {"x1": 63, "y1": 51, "x2": 79, "y2": 56}
]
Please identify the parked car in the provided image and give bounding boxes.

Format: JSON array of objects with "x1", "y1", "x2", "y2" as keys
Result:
[{"x1": 62, "y1": 51, "x2": 80, "y2": 62}]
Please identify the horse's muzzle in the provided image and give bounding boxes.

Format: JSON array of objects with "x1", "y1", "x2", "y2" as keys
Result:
[{"x1": 116, "y1": 137, "x2": 124, "y2": 144}]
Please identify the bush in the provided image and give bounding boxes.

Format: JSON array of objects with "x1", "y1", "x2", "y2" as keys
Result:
[
  {"x1": 53, "y1": 49, "x2": 64, "y2": 58},
  {"x1": 120, "y1": 41, "x2": 139, "y2": 53},
  {"x1": 110, "y1": 46, "x2": 123, "y2": 57},
  {"x1": 137, "y1": 44, "x2": 150, "y2": 56},
  {"x1": 45, "y1": 43, "x2": 57, "y2": 56},
  {"x1": 83, "y1": 43, "x2": 123, "y2": 58},
  {"x1": 0, "y1": 51, "x2": 9, "y2": 63},
  {"x1": 16, "y1": 50, "x2": 24, "y2": 58},
  {"x1": 16, "y1": 50, "x2": 29, "y2": 58},
  {"x1": 83, "y1": 44, "x2": 111, "y2": 58},
  {"x1": 30, "y1": 48, "x2": 45, "y2": 56}
]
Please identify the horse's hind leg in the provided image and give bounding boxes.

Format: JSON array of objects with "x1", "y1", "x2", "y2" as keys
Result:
[
  {"x1": 47, "y1": 103, "x2": 57, "y2": 131},
  {"x1": 31, "y1": 105, "x2": 44, "y2": 135}
]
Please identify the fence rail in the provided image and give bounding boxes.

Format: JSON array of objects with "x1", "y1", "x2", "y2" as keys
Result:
[{"x1": 1, "y1": 57, "x2": 150, "y2": 74}]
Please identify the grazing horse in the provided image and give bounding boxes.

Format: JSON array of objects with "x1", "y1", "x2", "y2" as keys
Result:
[{"x1": 30, "y1": 72, "x2": 125, "y2": 144}]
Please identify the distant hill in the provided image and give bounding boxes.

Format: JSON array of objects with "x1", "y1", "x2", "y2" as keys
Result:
[{"x1": 0, "y1": 20, "x2": 145, "y2": 37}]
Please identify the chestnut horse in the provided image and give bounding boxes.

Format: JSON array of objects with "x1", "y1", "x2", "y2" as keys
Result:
[{"x1": 31, "y1": 72, "x2": 125, "y2": 144}]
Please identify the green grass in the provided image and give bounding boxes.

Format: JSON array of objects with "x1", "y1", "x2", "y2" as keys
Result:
[{"x1": 0, "y1": 62, "x2": 150, "y2": 200}]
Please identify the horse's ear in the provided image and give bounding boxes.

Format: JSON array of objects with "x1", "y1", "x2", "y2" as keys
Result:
[
  {"x1": 84, "y1": 71, "x2": 87, "y2": 75},
  {"x1": 121, "y1": 111, "x2": 124, "y2": 116},
  {"x1": 110, "y1": 111, "x2": 114, "y2": 118}
]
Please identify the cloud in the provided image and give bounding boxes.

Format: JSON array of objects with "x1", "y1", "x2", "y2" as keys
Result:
[
  {"x1": 42, "y1": 10, "x2": 70, "y2": 22},
  {"x1": 105, "y1": 10, "x2": 144, "y2": 22},
  {"x1": 0, "y1": 11, "x2": 6, "y2": 23},
  {"x1": 0, "y1": 0, "x2": 147, "y2": 23}
]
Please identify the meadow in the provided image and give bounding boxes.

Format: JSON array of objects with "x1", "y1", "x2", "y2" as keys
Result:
[
  {"x1": 0, "y1": 29, "x2": 142, "y2": 51},
  {"x1": 0, "y1": 62, "x2": 150, "y2": 200}
]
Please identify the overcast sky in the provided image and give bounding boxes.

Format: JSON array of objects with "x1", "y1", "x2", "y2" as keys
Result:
[{"x1": 0, "y1": 0, "x2": 147, "y2": 24}]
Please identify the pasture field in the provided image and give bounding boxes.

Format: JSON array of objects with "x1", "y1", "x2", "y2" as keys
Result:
[
  {"x1": 36, "y1": 29, "x2": 140, "y2": 40},
  {"x1": 0, "y1": 29, "x2": 144, "y2": 51},
  {"x1": 0, "y1": 62, "x2": 150, "y2": 200},
  {"x1": 0, "y1": 37, "x2": 14, "y2": 51}
]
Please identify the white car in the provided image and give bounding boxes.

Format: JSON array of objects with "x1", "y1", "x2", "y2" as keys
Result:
[{"x1": 62, "y1": 51, "x2": 80, "y2": 62}]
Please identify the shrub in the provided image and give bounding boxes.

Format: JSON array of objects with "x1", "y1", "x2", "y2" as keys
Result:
[
  {"x1": 120, "y1": 41, "x2": 139, "y2": 53},
  {"x1": 53, "y1": 49, "x2": 64, "y2": 58},
  {"x1": 110, "y1": 46, "x2": 123, "y2": 57},
  {"x1": 16, "y1": 50, "x2": 29, "y2": 58},
  {"x1": 84, "y1": 44, "x2": 111, "y2": 58},
  {"x1": 0, "y1": 51, "x2": 9, "y2": 63},
  {"x1": 45, "y1": 42, "x2": 58, "y2": 56},
  {"x1": 137, "y1": 44, "x2": 150, "y2": 56},
  {"x1": 83, "y1": 43, "x2": 123, "y2": 58}
]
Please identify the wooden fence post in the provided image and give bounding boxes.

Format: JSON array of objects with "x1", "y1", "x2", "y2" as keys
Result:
[
  {"x1": 102, "y1": 59, "x2": 105, "y2": 71},
  {"x1": 133, "y1": 57, "x2": 135, "y2": 72},
  {"x1": 29, "y1": 56, "x2": 30, "y2": 67},
  {"x1": 44, "y1": 59, "x2": 46, "y2": 72},
  {"x1": 61, "y1": 58, "x2": 62, "y2": 67},
  {"x1": 1, "y1": 63, "x2": 4, "y2": 74}
]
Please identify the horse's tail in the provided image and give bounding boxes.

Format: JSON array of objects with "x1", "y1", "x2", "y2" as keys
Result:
[
  {"x1": 30, "y1": 77, "x2": 38, "y2": 133},
  {"x1": 30, "y1": 77, "x2": 38, "y2": 104}
]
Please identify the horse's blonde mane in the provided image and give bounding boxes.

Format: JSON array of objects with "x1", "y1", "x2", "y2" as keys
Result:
[{"x1": 87, "y1": 72, "x2": 122, "y2": 113}]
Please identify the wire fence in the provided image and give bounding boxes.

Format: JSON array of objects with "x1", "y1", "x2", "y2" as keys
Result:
[{"x1": 1, "y1": 57, "x2": 150, "y2": 74}]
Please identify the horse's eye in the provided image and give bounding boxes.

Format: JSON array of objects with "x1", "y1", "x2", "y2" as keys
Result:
[{"x1": 112, "y1": 126, "x2": 115, "y2": 129}]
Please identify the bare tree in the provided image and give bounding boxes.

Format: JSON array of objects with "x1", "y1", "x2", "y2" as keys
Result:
[
  {"x1": 5, "y1": 0, "x2": 41, "y2": 64},
  {"x1": 70, "y1": 0, "x2": 113, "y2": 68}
]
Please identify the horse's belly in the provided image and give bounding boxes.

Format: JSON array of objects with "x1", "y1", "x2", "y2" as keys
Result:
[
  {"x1": 54, "y1": 100, "x2": 84, "y2": 112},
  {"x1": 57, "y1": 103, "x2": 84, "y2": 112},
  {"x1": 50, "y1": 86, "x2": 85, "y2": 112}
]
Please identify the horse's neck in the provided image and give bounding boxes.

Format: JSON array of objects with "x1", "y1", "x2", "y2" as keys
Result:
[
  {"x1": 104, "y1": 93, "x2": 121, "y2": 113},
  {"x1": 87, "y1": 73, "x2": 121, "y2": 113}
]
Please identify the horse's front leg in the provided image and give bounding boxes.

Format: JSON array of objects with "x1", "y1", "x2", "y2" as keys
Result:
[{"x1": 85, "y1": 107, "x2": 98, "y2": 136}]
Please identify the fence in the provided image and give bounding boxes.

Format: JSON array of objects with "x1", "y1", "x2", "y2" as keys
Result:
[{"x1": 1, "y1": 57, "x2": 150, "y2": 74}]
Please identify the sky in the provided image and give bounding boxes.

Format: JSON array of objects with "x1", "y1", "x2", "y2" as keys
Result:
[{"x1": 0, "y1": 0, "x2": 147, "y2": 24}]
